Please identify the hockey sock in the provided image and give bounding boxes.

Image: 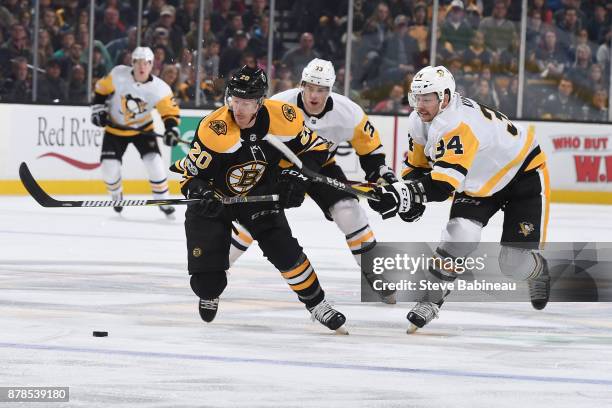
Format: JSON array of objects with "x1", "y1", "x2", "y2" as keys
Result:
[
  {"x1": 142, "y1": 153, "x2": 170, "y2": 199},
  {"x1": 229, "y1": 223, "x2": 254, "y2": 266},
  {"x1": 101, "y1": 159, "x2": 122, "y2": 198},
  {"x1": 280, "y1": 253, "x2": 324, "y2": 309}
]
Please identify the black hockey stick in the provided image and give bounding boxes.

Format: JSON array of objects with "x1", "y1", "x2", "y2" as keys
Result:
[
  {"x1": 19, "y1": 162, "x2": 278, "y2": 208},
  {"x1": 108, "y1": 122, "x2": 191, "y2": 145},
  {"x1": 263, "y1": 136, "x2": 381, "y2": 201}
]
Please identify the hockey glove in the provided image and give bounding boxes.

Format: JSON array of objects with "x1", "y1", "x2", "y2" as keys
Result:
[
  {"x1": 184, "y1": 178, "x2": 223, "y2": 217},
  {"x1": 368, "y1": 181, "x2": 426, "y2": 220},
  {"x1": 276, "y1": 167, "x2": 310, "y2": 208},
  {"x1": 91, "y1": 104, "x2": 109, "y2": 127},
  {"x1": 366, "y1": 165, "x2": 399, "y2": 185},
  {"x1": 163, "y1": 127, "x2": 180, "y2": 146}
]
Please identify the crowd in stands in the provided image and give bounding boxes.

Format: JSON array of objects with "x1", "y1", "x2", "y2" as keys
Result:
[{"x1": 0, "y1": 0, "x2": 609, "y2": 122}]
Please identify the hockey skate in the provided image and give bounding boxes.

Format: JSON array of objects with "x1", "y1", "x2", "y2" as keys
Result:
[
  {"x1": 527, "y1": 258, "x2": 550, "y2": 310},
  {"x1": 362, "y1": 270, "x2": 397, "y2": 304},
  {"x1": 308, "y1": 300, "x2": 348, "y2": 335},
  {"x1": 198, "y1": 297, "x2": 219, "y2": 323},
  {"x1": 111, "y1": 192, "x2": 123, "y2": 214},
  {"x1": 406, "y1": 302, "x2": 440, "y2": 334},
  {"x1": 159, "y1": 205, "x2": 176, "y2": 218}
]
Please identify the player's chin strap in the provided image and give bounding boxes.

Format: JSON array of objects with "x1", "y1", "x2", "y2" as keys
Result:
[{"x1": 263, "y1": 135, "x2": 380, "y2": 202}]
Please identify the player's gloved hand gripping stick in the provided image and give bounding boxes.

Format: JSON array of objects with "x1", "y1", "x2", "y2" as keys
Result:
[{"x1": 263, "y1": 135, "x2": 381, "y2": 202}]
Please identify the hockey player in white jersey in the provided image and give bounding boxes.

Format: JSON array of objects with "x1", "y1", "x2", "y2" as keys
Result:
[
  {"x1": 91, "y1": 46, "x2": 181, "y2": 216},
  {"x1": 228, "y1": 58, "x2": 399, "y2": 303},
  {"x1": 367, "y1": 65, "x2": 551, "y2": 332}
]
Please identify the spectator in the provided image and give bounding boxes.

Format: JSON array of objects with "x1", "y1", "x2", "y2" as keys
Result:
[
  {"x1": 95, "y1": 8, "x2": 126, "y2": 46},
  {"x1": 567, "y1": 43, "x2": 592, "y2": 100},
  {"x1": 529, "y1": 0, "x2": 552, "y2": 24},
  {"x1": 538, "y1": 76, "x2": 581, "y2": 120},
  {"x1": 567, "y1": 28, "x2": 593, "y2": 62},
  {"x1": 57, "y1": 0, "x2": 80, "y2": 30},
  {"x1": 247, "y1": 15, "x2": 283, "y2": 61},
  {"x1": 379, "y1": 15, "x2": 419, "y2": 83},
  {"x1": 497, "y1": 76, "x2": 518, "y2": 117},
  {"x1": 0, "y1": 4, "x2": 17, "y2": 36},
  {"x1": 497, "y1": 33, "x2": 520, "y2": 76},
  {"x1": 372, "y1": 84, "x2": 410, "y2": 113},
  {"x1": 106, "y1": 27, "x2": 138, "y2": 65},
  {"x1": 177, "y1": 47, "x2": 194, "y2": 84},
  {"x1": 17, "y1": 9, "x2": 31, "y2": 30},
  {"x1": 152, "y1": 44, "x2": 171, "y2": 76},
  {"x1": 1, "y1": 56, "x2": 32, "y2": 102},
  {"x1": 365, "y1": 2, "x2": 393, "y2": 50},
  {"x1": 314, "y1": 15, "x2": 342, "y2": 61},
  {"x1": 185, "y1": 17, "x2": 217, "y2": 51},
  {"x1": 41, "y1": 8, "x2": 61, "y2": 49},
  {"x1": 580, "y1": 87, "x2": 608, "y2": 122},
  {"x1": 272, "y1": 78, "x2": 293, "y2": 94},
  {"x1": 37, "y1": 59, "x2": 68, "y2": 103},
  {"x1": 526, "y1": 9, "x2": 544, "y2": 52},
  {"x1": 219, "y1": 13, "x2": 244, "y2": 48},
  {"x1": 408, "y1": 2, "x2": 429, "y2": 53},
  {"x1": 440, "y1": 0, "x2": 474, "y2": 53},
  {"x1": 145, "y1": 5, "x2": 185, "y2": 59},
  {"x1": 585, "y1": 63, "x2": 608, "y2": 100},
  {"x1": 533, "y1": 29, "x2": 567, "y2": 80},
  {"x1": 37, "y1": 29, "x2": 55, "y2": 68},
  {"x1": 219, "y1": 30, "x2": 249, "y2": 78},
  {"x1": 143, "y1": 0, "x2": 167, "y2": 28},
  {"x1": 76, "y1": 24, "x2": 113, "y2": 74},
  {"x1": 59, "y1": 42, "x2": 86, "y2": 80},
  {"x1": 92, "y1": 47, "x2": 109, "y2": 79},
  {"x1": 202, "y1": 40, "x2": 220, "y2": 79},
  {"x1": 553, "y1": 0, "x2": 586, "y2": 29},
  {"x1": 464, "y1": 2, "x2": 482, "y2": 30},
  {"x1": 471, "y1": 77, "x2": 498, "y2": 108},
  {"x1": 243, "y1": 0, "x2": 267, "y2": 32},
  {"x1": 176, "y1": 0, "x2": 199, "y2": 34},
  {"x1": 587, "y1": 5, "x2": 608, "y2": 44},
  {"x1": 177, "y1": 66, "x2": 216, "y2": 105},
  {"x1": 556, "y1": 6, "x2": 581, "y2": 54},
  {"x1": 67, "y1": 63, "x2": 87, "y2": 103},
  {"x1": 462, "y1": 31, "x2": 493, "y2": 74},
  {"x1": 478, "y1": 0, "x2": 516, "y2": 54},
  {"x1": 270, "y1": 63, "x2": 293, "y2": 93},
  {"x1": 0, "y1": 24, "x2": 31, "y2": 78},
  {"x1": 52, "y1": 30, "x2": 75, "y2": 59},
  {"x1": 210, "y1": 0, "x2": 233, "y2": 34},
  {"x1": 281, "y1": 32, "x2": 320, "y2": 81},
  {"x1": 160, "y1": 63, "x2": 180, "y2": 96}
]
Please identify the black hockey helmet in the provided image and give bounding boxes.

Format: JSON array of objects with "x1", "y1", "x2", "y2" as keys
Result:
[{"x1": 226, "y1": 65, "x2": 268, "y2": 100}]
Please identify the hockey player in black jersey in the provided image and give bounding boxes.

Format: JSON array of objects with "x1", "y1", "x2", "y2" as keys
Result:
[{"x1": 177, "y1": 65, "x2": 348, "y2": 334}]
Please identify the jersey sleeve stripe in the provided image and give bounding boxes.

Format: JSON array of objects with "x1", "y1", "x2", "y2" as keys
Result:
[
  {"x1": 434, "y1": 160, "x2": 468, "y2": 176},
  {"x1": 431, "y1": 170, "x2": 461, "y2": 189}
]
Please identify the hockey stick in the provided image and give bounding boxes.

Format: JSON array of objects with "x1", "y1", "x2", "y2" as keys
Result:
[
  {"x1": 263, "y1": 136, "x2": 381, "y2": 201},
  {"x1": 108, "y1": 122, "x2": 191, "y2": 145},
  {"x1": 19, "y1": 162, "x2": 278, "y2": 208}
]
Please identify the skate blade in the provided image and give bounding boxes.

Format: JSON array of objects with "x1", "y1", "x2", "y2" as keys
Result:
[
  {"x1": 406, "y1": 324, "x2": 419, "y2": 334},
  {"x1": 335, "y1": 325, "x2": 349, "y2": 335}
]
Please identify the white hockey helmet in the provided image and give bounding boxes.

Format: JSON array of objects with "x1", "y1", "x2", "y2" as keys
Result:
[
  {"x1": 301, "y1": 58, "x2": 336, "y2": 89},
  {"x1": 408, "y1": 65, "x2": 456, "y2": 110},
  {"x1": 131, "y1": 46, "x2": 154, "y2": 64}
]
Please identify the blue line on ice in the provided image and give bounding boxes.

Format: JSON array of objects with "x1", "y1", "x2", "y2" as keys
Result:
[{"x1": 1, "y1": 342, "x2": 610, "y2": 386}]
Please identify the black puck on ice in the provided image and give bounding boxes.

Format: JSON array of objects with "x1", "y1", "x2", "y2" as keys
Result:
[{"x1": 92, "y1": 331, "x2": 108, "y2": 337}]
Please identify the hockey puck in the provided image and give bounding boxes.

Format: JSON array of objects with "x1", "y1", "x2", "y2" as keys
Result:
[{"x1": 92, "y1": 331, "x2": 108, "y2": 337}]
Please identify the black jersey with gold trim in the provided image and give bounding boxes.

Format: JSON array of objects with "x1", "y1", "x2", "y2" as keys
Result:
[{"x1": 178, "y1": 99, "x2": 329, "y2": 198}]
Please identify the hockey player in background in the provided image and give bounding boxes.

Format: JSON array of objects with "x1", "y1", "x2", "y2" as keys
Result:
[
  {"x1": 91, "y1": 46, "x2": 181, "y2": 217},
  {"x1": 367, "y1": 65, "x2": 551, "y2": 333},
  {"x1": 228, "y1": 58, "x2": 399, "y2": 304},
  {"x1": 177, "y1": 65, "x2": 348, "y2": 334}
]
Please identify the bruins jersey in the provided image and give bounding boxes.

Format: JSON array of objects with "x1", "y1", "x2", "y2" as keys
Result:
[
  {"x1": 404, "y1": 95, "x2": 546, "y2": 197},
  {"x1": 177, "y1": 99, "x2": 329, "y2": 198},
  {"x1": 271, "y1": 89, "x2": 385, "y2": 172},
  {"x1": 94, "y1": 65, "x2": 180, "y2": 136}
]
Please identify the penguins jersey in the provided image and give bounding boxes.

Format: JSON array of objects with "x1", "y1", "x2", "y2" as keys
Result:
[
  {"x1": 94, "y1": 65, "x2": 180, "y2": 136},
  {"x1": 176, "y1": 99, "x2": 329, "y2": 198},
  {"x1": 271, "y1": 88, "x2": 386, "y2": 178},
  {"x1": 404, "y1": 94, "x2": 546, "y2": 198}
]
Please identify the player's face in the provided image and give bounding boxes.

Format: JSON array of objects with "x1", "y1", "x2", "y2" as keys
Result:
[
  {"x1": 302, "y1": 83, "x2": 329, "y2": 115},
  {"x1": 231, "y1": 96, "x2": 259, "y2": 128},
  {"x1": 132, "y1": 59, "x2": 153, "y2": 82},
  {"x1": 414, "y1": 93, "x2": 440, "y2": 122}
]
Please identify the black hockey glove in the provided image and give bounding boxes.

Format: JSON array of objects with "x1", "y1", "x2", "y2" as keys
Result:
[
  {"x1": 184, "y1": 178, "x2": 223, "y2": 217},
  {"x1": 163, "y1": 127, "x2": 180, "y2": 146},
  {"x1": 399, "y1": 173, "x2": 426, "y2": 223},
  {"x1": 366, "y1": 165, "x2": 399, "y2": 185},
  {"x1": 91, "y1": 104, "x2": 109, "y2": 127},
  {"x1": 276, "y1": 167, "x2": 310, "y2": 208},
  {"x1": 368, "y1": 181, "x2": 426, "y2": 220}
]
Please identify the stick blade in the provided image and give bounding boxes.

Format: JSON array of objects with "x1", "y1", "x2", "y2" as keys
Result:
[{"x1": 18, "y1": 162, "x2": 65, "y2": 207}]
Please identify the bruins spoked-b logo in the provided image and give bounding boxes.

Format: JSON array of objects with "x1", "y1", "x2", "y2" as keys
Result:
[
  {"x1": 518, "y1": 221, "x2": 535, "y2": 237},
  {"x1": 227, "y1": 161, "x2": 266, "y2": 194},
  {"x1": 282, "y1": 104, "x2": 296, "y2": 122},
  {"x1": 120, "y1": 94, "x2": 147, "y2": 120},
  {"x1": 209, "y1": 120, "x2": 227, "y2": 135}
]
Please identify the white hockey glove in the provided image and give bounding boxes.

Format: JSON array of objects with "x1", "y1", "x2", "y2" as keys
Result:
[
  {"x1": 366, "y1": 164, "x2": 399, "y2": 185},
  {"x1": 367, "y1": 181, "x2": 426, "y2": 220}
]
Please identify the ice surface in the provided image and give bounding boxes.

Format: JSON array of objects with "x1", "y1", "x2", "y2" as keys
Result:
[{"x1": 1, "y1": 196, "x2": 611, "y2": 407}]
